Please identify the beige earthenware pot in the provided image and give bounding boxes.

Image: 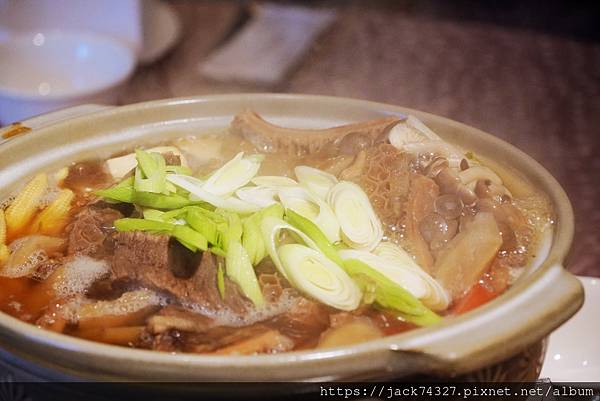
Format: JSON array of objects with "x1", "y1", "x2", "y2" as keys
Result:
[{"x1": 0, "y1": 94, "x2": 583, "y2": 382}]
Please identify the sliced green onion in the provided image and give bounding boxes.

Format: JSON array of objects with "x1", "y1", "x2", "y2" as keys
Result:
[
  {"x1": 242, "y1": 216, "x2": 263, "y2": 266},
  {"x1": 373, "y1": 242, "x2": 450, "y2": 311},
  {"x1": 260, "y1": 216, "x2": 322, "y2": 281},
  {"x1": 134, "y1": 150, "x2": 167, "y2": 194},
  {"x1": 251, "y1": 176, "x2": 297, "y2": 187},
  {"x1": 171, "y1": 225, "x2": 208, "y2": 252},
  {"x1": 166, "y1": 165, "x2": 193, "y2": 175},
  {"x1": 218, "y1": 210, "x2": 243, "y2": 252},
  {"x1": 142, "y1": 209, "x2": 166, "y2": 222},
  {"x1": 277, "y1": 244, "x2": 361, "y2": 311},
  {"x1": 162, "y1": 206, "x2": 221, "y2": 223},
  {"x1": 186, "y1": 209, "x2": 220, "y2": 246},
  {"x1": 284, "y1": 208, "x2": 343, "y2": 266},
  {"x1": 114, "y1": 218, "x2": 174, "y2": 233},
  {"x1": 135, "y1": 149, "x2": 159, "y2": 178},
  {"x1": 328, "y1": 181, "x2": 383, "y2": 250},
  {"x1": 96, "y1": 185, "x2": 135, "y2": 203},
  {"x1": 294, "y1": 165, "x2": 338, "y2": 199},
  {"x1": 98, "y1": 181, "x2": 196, "y2": 209},
  {"x1": 235, "y1": 186, "x2": 279, "y2": 207},
  {"x1": 226, "y1": 241, "x2": 264, "y2": 307},
  {"x1": 114, "y1": 218, "x2": 207, "y2": 252},
  {"x1": 242, "y1": 203, "x2": 284, "y2": 265},
  {"x1": 116, "y1": 176, "x2": 135, "y2": 187},
  {"x1": 278, "y1": 186, "x2": 340, "y2": 243},
  {"x1": 217, "y1": 261, "x2": 226, "y2": 299},
  {"x1": 106, "y1": 146, "x2": 187, "y2": 179},
  {"x1": 343, "y1": 258, "x2": 440, "y2": 326},
  {"x1": 373, "y1": 242, "x2": 424, "y2": 269},
  {"x1": 133, "y1": 191, "x2": 197, "y2": 209},
  {"x1": 167, "y1": 174, "x2": 261, "y2": 213},
  {"x1": 202, "y1": 152, "x2": 263, "y2": 196},
  {"x1": 261, "y1": 215, "x2": 361, "y2": 311},
  {"x1": 210, "y1": 247, "x2": 227, "y2": 257},
  {"x1": 159, "y1": 207, "x2": 189, "y2": 221},
  {"x1": 340, "y1": 249, "x2": 427, "y2": 302}
]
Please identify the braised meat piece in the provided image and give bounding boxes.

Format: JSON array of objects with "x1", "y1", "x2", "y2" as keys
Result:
[
  {"x1": 137, "y1": 330, "x2": 183, "y2": 353},
  {"x1": 35, "y1": 296, "x2": 73, "y2": 333},
  {"x1": 112, "y1": 233, "x2": 251, "y2": 314},
  {"x1": 112, "y1": 232, "x2": 200, "y2": 293},
  {"x1": 267, "y1": 298, "x2": 330, "y2": 348},
  {"x1": 184, "y1": 324, "x2": 291, "y2": 354},
  {"x1": 85, "y1": 277, "x2": 130, "y2": 301},
  {"x1": 67, "y1": 207, "x2": 123, "y2": 259},
  {"x1": 30, "y1": 258, "x2": 64, "y2": 281},
  {"x1": 90, "y1": 200, "x2": 135, "y2": 218},
  {"x1": 192, "y1": 249, "x2": 252, "y2": 314},
  {"x1": 74, "y1": 289, "x2": 161, "y2": 329},
  {"x1": 143, "y1": 319, "x2": 294, "y2": 354},
  {"x1": 211, "y1": 329, "x2": 294, "y2": 355},
  {"x1": 147, "y1": 306, "x2": 214, "y2": 334}
]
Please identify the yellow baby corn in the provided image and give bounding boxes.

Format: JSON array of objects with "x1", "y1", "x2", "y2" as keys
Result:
[
  {"x1": 5, "y1": 173, "x2": 48, "y2": 238},
  {"x1": 0, "y1": 209, "x2": 6, "y2": 245},
  {"x1": 0, "y1": 244, "x2": 9, "y2": 264},
  {"x1": 30, "y1": 189, "x2": 74, "y2": 236},
  {"x1": 54, "y1": 167, "x2": 69, "y2": 184}
]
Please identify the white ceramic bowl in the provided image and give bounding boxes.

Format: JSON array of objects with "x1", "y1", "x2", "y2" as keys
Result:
[{"x1": 0, "y1": 31, "x2": 135, "y2": 124}]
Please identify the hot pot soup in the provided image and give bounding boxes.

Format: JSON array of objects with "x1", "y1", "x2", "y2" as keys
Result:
[{"x1": 0, "y1": 112, "x2": 553, "y2": 355}]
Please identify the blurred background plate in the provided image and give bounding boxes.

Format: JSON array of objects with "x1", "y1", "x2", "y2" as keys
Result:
[
  {"x1": 541, "y1": 276, "x2": 600, "y2": 381},
  {"x1": 0, "y1": 0, "x2": 142, "y2": 54}
]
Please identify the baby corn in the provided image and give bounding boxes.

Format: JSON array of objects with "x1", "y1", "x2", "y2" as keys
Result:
[
  {"x1": 0, "y1": 211, "x2": 9, "y2": 265},
  {"x1": 0, "y1": 209, "x2": 6, "y2": 245},
  {"x1": 5, "y1": 173, "x2": 48, "y2": 238},
  {"x1": 54, "y1": 167, "x2": 69, "y2": 184},
  {"x1": 0, "y1": 244, "x2": 9, "y2": 264},
  {"x1": 30, "y1": 189, "x2": 74, "y2": 236}
]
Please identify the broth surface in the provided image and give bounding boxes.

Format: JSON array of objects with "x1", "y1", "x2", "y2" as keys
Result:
[{"x1": 0, "y1": 113, "x2": 553, "y2": 354}]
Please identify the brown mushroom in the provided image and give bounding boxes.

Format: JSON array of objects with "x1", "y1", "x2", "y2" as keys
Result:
[
  {"x1": 423, "y1": 156, "x2": 449, "y2": 178},
  {"x1": 340, "y1": 150, "x2": 367, "y2": 180},
  {"x1": 474, "y1": 179, "x2": 511, "y2": 203},
  {"x1": 434, "y1": 167, "x2": 478, "y2": 206}
]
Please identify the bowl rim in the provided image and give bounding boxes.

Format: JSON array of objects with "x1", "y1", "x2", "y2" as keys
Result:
[
  {"x1": 0, "y1": 93, "x2": 581, "y2": 379},
  {"x1": 0, "y1": 30, "x2": 136, "y2": 101}
]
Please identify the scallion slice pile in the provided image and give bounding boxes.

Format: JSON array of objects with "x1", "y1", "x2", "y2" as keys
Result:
[{"x1": 97, "y1": 149, "x2": 445, "y2": 325}]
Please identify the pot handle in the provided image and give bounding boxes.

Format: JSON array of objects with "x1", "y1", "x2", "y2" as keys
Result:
[
  {"x1": 0, "y1": 104, "x2": 114, "y2": 144},
  {"x1": 387, "y1": 264, "x2": 584, "y2": 377}
]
